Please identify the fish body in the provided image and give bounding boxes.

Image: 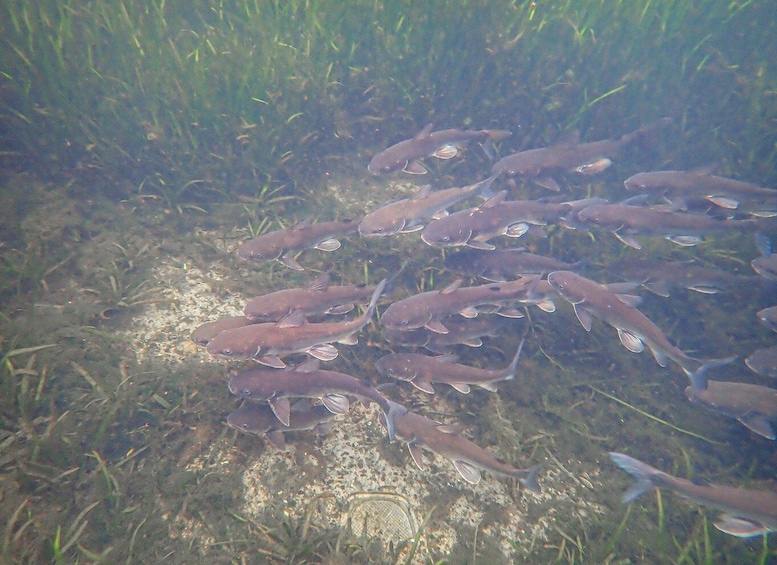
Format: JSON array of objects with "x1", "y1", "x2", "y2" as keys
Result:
[
  {"x1": 746, "y1": 346, "x2": 777, "y2": 379},
  {"x1": 244, "y1": 274, "x2": 377, "y2": 322},
  {"x1": 206, "y1": 279, "x2": 386, "y2": 367},
  {"x1": 686, "y1": 375, "x2": 777, "y2": 439},
  {"x1": 421, "y1": 191, "x2": 575, "y2": 249},
  {"x1": 368, "y1": 124, "x2": 511, "y2": 175},
  {"x1": 376, "y1": 339, "x2": 523, "y2": 394},
  {"x1": 383, "y1": 317, "x2": 505, "y2": 354},
  {"x1": 492, "y1": 118, "x2": 671, "y2": 190},
  {"x1": 358, "y1": 175, "x2": 496, "y2": 237},
  {"x1": 445, "y1": 247, "x2": 582, "y2": 282},
  {"x1": 381, "y1": 276, "x2": 538, "y2": 333},
  {"x1": 757, "y1": 306, "x2": 777, "y2": 331},
  {"x1": 190, "y1": 315, "x2": 252, "y2": 346},
  {"x1": 610, "y1": 452, "x2": 777, "y2": 537},
  {"x1": 385, "y1": 400, "x2": 541, "y2": 490},
  {"x1": 237, "y1": 217, "x2": 359, "y2": 270},
  {"x1": 547, "y1": 270, "x2": 710, "y2": 376},
  {"x1": 624, "y1": 168, "x2": 777, "y2": 216},
  {"x1": 605, "y1": 259, "x2": 760, "y2": 297},
  {"x1": 228, "y1": 359, "x2": 404, "y2": 440},
  {"x1": 576, "y1": 203, "x2": 760, "y2": 249},
  {"x1": 227, "y1": 401, "x2": 335, "y2": 449}
]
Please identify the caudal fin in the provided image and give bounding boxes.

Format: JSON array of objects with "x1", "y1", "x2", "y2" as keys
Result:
[
  {"x1": 609, "y1": 452, "x2": 661, "y2": 503},
  {"x1": 686, "y1": 356, "x2": 738, "y2": 390},
  {"x1": 381, "y1": 399, "x2": 408, "y2": 442},
  {"x1": 515, "y1": 463, "x2": 544, "y2": 494}
]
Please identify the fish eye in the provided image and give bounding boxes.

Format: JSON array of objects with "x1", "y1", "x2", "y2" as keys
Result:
[
  {"x1": 241, "y1": 389, "x2": 251, "y2": 396},
  {"x1": 222, "y1": 349, "x2": 233, "y2": 356}
]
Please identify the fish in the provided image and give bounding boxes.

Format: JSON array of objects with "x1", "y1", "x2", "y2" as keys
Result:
[
  {"x1": 227, "y1": 400, "x2": 336, "y2": 449},
  {"x1": 624, "y1": 166, "x2": 777, "y2": 217},
  {"x1": 383, "y1": 317, "x2": 506, "y2": 354},
  {"x1": 605, "y1": 258, "x2": 762, "y2": 297},
  {"x1": 757, "y1": 306, "x2": 777, "y2": 332},
  {"x1": 575, "y1": 202, "x2": 761, "y2": 249},
  {"x1": 206, "y1": 278, "x2": 387, "y2": 367},
  {"x1": 376, "y1": 339, "x2": 523, "y2": 394},
  {"x1": 491, "y1": 118, "x2": 671, "y2": 191},
  {"x1": 752, "y1": 232, "x2": 777, "y2": 280},
  {"x1": 368, "y1": 124, "x2": 511, "y2": 175},
  {"x1": 358, "y1": 175, "x2": 496, "y2": 237},
  {"x1": 382, "y1": 400, "x2": 542, "y2": 490},
  {"x1": 445, "y1": 247, "x2": 582, "y2": 282},
  {"x1": 547, "y1": 271, "x2": 732, "y2": 379},
  {"x1": 381, "y1": 276, "x2": 539, "y2": 334},
  {"x1": 609, "y1": 452, "x2": 777, "y2": 537},
  {"x1": 685, "y1": 372, "x2": 777, "y2": 439},
  {"x1": 243, "y1": 274, "x2": 379, "y2": 322},
  {"x1": 190, "y1": 315, "x2": 253, "y2": 346},
  {"x1": 421, "y1": 191, "x2": 602, "y2": 249},
  {"x1": 237, "y1": 217, "x2": 359, "y2": 270},
  {"x1": 228, "y1": 359, "x2": 405, "y2": 441},
  {"x1": 745, "y1": 346, "x2": 777, "y2": 379}
]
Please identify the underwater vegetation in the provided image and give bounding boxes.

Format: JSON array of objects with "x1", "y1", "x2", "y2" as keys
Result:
[{"x1": 0, "y1": 0, "x2": 776, "y2": 564}]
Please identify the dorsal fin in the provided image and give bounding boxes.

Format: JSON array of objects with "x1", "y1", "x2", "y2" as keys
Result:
[
  {"x1": 305, "y1": 274, "x2": 331, "y2": 292},
  {"x1": 277, "y1": 310, "x2": 307, "y2": 328},
  {"x1": 440, "y1": 279, "x2": 463, "y2": 294},
  {"x1": 292, "y1": 216, "x2": 314, "y2": 230},
  {"x1": 413, "y1": 123, "x2": 434, "y2": 141},
  {"x1": 411, "y1": 184, "x2": 433, "y2": 200}
]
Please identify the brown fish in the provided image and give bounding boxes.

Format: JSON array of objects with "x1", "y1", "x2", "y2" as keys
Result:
[
  {"x1": 227, "y1": 400, "x2": 336, "y2": 449},
  {"x1": 190, "y1": 315, "x2": 253, "y2": 346}
]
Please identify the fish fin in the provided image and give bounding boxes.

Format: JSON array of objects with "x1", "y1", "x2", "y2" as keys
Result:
[
  {"x1": 313, "y1": 421, "x2": 334, "y2": 436},
  {"x1": 404, "y1": 160, "x2": 428, "y2": 174},
  {"x1": 687, "y1": 356, "x2": 736, "y2": 387},
  {"x1": 437, "y1": 424, "x2": 463, "y2": 434},
  {"x1": 337, "y1": 333, "x2": 358, "y2": 345},
  {"x1": 277, "y1": 310, "x2": 307, "y2": 328},
  {"x1": 449, "y1": 383, "x2": 472, "y2": 394},
  {"x1": 440, "y1": 279, "x2": 464, "y2": 294},
  {"x1": 292, "y1": 216, "x2": 315, "y2": 229},
  {"x1": 322, "y1": 394, "x2": 350, "y2": 415},
  {"x1": 644, "y1": 281, "x2": 671, "y2": 297},
  {"x1": 295, "y1": 359, "x2": 321, "y2": 372},
  {"x1": 647, "y1": 346, "x2": 669, "y2": 367},
  {"x1": 515, "y1": 464, "x2": 543, "y2": 494},
  {"x1": 431, "y1": 210, "x2": 449, "y2": 220},
  {"x1": 408, "y1": 443, "x2": 425, "y2": 470},
  {"x1": 572, "y1": 305, "x2": 593, "y2": 331},
  {"x1": 326, "y1": 303, "x2": 355, "y2": 315},
  {"x1": 535, "y1": 176, "x2": 561, "y2": 192},
  {"x1": 737, "y1": 413, "x2": 776, "y2": 440},
  {"x1": 383, "y1": 401, "x2": 406, "y2": 442},
  {"x1": 608, "y1": 452, "x2": 660, "y2": 503},
  {"x1": 265, "y1": 430, "x2": 288, "y2": 450},
  {"x1": 269, "y1": 397, "x2": 292, "y2": 426},
  {"x1": 425, "y1": 319, "x2": 450, "y2": 334},
  {"x1": 411, "y1": 184, "x2": 433, "y2": 199},
  {"x1": 613, "y1": 232, "x2": 642, "y2": 250},
  {"x1": 497, "y1": 307, "x2": 524, "y2": 319},
  {"x1": 411, "y1": 379, "x2": 436, "y2": 394},
  {"x1": 755, "y1": 231, "x2": 772, "y2": 257},
  {"x1": 459, "y1": 306, "x2": 480, "y2": 318},
  {"x1": 478, "y1": 140, "x2": 495, "y2": 159},
  {"x1": 413, "y1": 123, "x2": 434, "y2": 140},
  {"x1": 399, "y1": 224, "x2": 424, "y2": 233},
  {"x1": 433, "y1": 144, "x2": 459, "y2": 160},
  {"x1": 314, "y1": 238, "x2": 341, "y2": 252},
  {"x1": 306, "y1": 274, "x2": 331, "y2": 292},
  {"x1": 535, "y1": 299, "x2": 556, "y2": 313},
  {"x1": 466, "y1": 239, "x2": 496, "y2": 251},
  {"x1": 434, "y1": 354, "x2": 459, "y2": 363},
  {"x1": 617, "y1": 329, "x2": 645, "y2": 353},
  {"x1": 453, "y1": 460, "x2": 482, "y2": 484},
  {"x1": 505, "y1": 339, "x2": 524, "y2": 378},
  {"x1": 706, "y1": 195, "x2": 739, "y2": 210},
  {"x1": 575, "y1": 157, "x2": 612, "y2": 175},
  {"x1": 614, "y1": 293, "x2": 643, "y2": 308},
  {"x1": 714, "y1": 515, "x2": 770, "y2": 538},
  {"x1": 505, "y1": 222, "x2": 530, "y2": 238},
  {"x1": 604, "y1": 282, "x2": 641, "y2": 294},
  {"x1": 687, "y1": 285, "x2": 719, "y2": 295},
  {"x1": 480, "y1": 190, "x2": 508, "y2": 208},
  {"x1": 461, "y1": 338, "x2": 483, "y2": 347},
  {"x1": 278, "y1": 254, "x2": 305, "y2": 271},
  {"x1": 477, "y1": 382, "x2": 500, "y2": 392},
  {"x1": 257, "y1": 355, "x2": 286, "y2": 368},
  {"x1": 307, "y1": 343, "x2": 339, "y2": 361},
  {"x1": 667, "y1": 235, "x2": 702, "y2": 246}
]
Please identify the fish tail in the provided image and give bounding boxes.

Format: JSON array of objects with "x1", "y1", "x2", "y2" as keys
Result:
[
  {"x1": 367, "y1": 278, "x2": 389, "y2": 318},
  {"x1": 383, "y1": 399, "x2": 408, "y2": 442},
  {"x1": 504, "y1": 338, "x2": 525, "y2": 379},
  {"x1": 515, "y1": 463, "x2": 543, "y2": 494},
  {"x1": 609, "y1": 452, "x2": 662, "y2": 503},
  {"x1": 685, "y1": 356, "x2": 737, "y2": 390}
]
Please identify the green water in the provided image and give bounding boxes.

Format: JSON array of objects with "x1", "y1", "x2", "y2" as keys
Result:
[{"x1": 1, "y1": 1, "x2": 776, "y2": 563}]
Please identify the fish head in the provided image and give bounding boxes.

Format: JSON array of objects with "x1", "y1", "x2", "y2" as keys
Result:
[
  {"x1": 358, "y1": 214, "x2": 405, "y2": 237},
  {"x1": 243, "y1": 300, "x2": 277, "y2": 322},
  {"x1": 368, "y1": 155, "x2": 406, "y2": 175},
  {"x1": 376, "y1": 354, "x2": 415, "y2": 380},
  {"x1": 547, "y1": 271, "x2": 585, "y2": 303},
  {"x1": 205, "y1": 329, "x2": 261, "y2": 361},
  {"x1": 421, "y1": 222, "x2": 472, "y2": 247},
  {"x1": 623, "y1": 173, "x2": 649, "y2": 191},
  {"x1": 237, "y1": 240, "x2": 281, "y2": 261},
  {"x1": 381, "y1": 303, "x2": 430, "y2": 331},
  {"x1": 226, "y1": 406, "x2": 274, "y2": 434},
  {"x1": 227, "y1": 374, "x2": 272, "y2": 400}
]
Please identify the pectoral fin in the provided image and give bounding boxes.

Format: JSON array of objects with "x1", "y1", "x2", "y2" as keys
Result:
[
  {"x1": 433, "y1": 144, "x2": 459, "y2": 160},
  {"x1": 408, "y1": 443, "x2": 425, "y2": 470},
  {"x1": 410, "y1": 378, "x2": 436, "y2": 394},
  {"x1": 714, "y1": 515, "x2": 770, "y2": 537},
  {"x1": 308, "y1": 343, "x2": 339, "y2": 361},
  {"x1": 535, "y1": 176, "x2": 561, "y2": 192},
  {"x1": 617, "y1": 329, "x2": 645, "y2": 353},
  {"x1": 425, "y1": 319, "x2": 450, "y2": 334},
  {"x1": 322, "y1": 394, "x2": 350, "y2": 415},
  {"x1": 265, "y1": 430, "x2": 288, "y2": 450},
  {"x1": 278, "y1": 254, "x2": 305, "y2": 271},
  {"x1": 738, "y1": 412, "x2": 776, "y2": 440},
  {"x1": 269, "y1": 397, "x2": 292, "y2": 426},
  {"x1": 314, "y1": 238, "x2": 341, "y2": 252},
  {"x1": 449, "y1": 383, "x2": 471, "y2": 394},
  {"x1": 404, "y1": 160, "x2": 428, "y2": 175},
  {"x1": 572, "y1": 305, "x2": 594, "y2": 331}
]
